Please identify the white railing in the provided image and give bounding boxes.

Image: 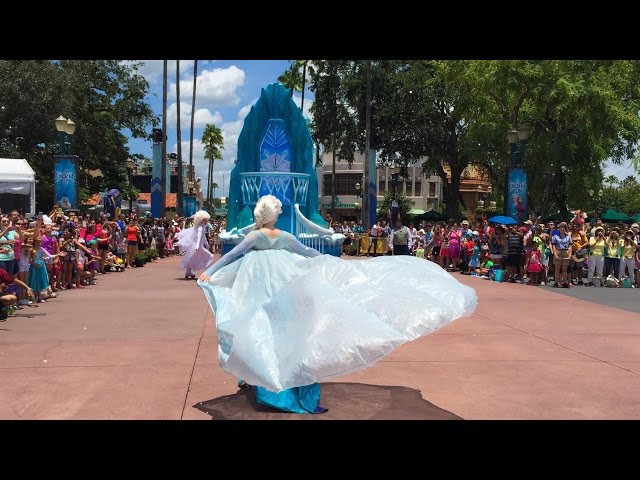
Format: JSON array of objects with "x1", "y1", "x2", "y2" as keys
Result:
[
  {"x1": 294, "y1": 203, "x2": 345, "y2": 255},
  {"x1": 240, "y1": 172, "x2": 310, "y2": 206}
]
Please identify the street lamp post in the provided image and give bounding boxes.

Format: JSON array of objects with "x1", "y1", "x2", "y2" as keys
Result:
[
  {"x1": 53, "y1": 115, "x2": 78, "y2": 211},
  {"x1": 355, "y1": 181, "x2": 364, "y2": 225},
  {"x1": 390, "y1": 172, "x2": 400, "y2": 227},
  {"x1": 505, "y1": 126, "x2": 532, "y2": 221},
  {"x1": 55, "y1": 115, "x2": 76, "y2": 154},
  {"x1": 590, "y1": 188, "x2": 603, "y2": 217},
  {"x1": 125, "y1": 158, "x2": 135, "y2": 215}
]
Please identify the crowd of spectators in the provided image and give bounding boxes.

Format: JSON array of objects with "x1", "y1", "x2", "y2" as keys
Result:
[
  {"x1": 0, "y1": 206, "x2": 202, "y2": 320},
  {"x1": 327, "y1": 211, "x2": 640, "y2": 289}
]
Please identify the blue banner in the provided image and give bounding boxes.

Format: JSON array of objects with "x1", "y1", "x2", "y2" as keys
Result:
[
  {"x1": 507, "y1": 167, "x2": 527, "y2": 223},
  {"x1": 53, "y1": 155, "x2": 78, "y2": 210}
]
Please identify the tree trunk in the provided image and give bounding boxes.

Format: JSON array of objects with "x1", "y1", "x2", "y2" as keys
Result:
[
  {"x1": 446, "y1": 167, "x2": 462, "y2": 221},
  {"x1": 189, "y1": 60, "x2": 198, "y2": 192},
  {"x1": 301, "y1": 62, "x2": 307, "y2": 112},
  {"x1": 161, "y1": 60, "x2": 168, "y2": 218},
  {"x1": 207, "y1": 157, "x2": 212, "y2": 205},
  {"x1": 208, "y1": 158, "x2": 214, "y2": 205},
  {"x1": 176, "y1": 60, "x2": 184, "y2": 217}
]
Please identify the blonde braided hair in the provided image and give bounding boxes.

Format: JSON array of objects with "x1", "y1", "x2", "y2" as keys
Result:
[{"x1": 253, "y1": 195, "x2": 282, "y2": 229}]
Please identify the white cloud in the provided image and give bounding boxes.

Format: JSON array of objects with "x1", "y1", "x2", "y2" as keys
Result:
[
  {"x1": 603, "y1": 159, "x2": 637, "y2": 180},
  {"x1": 238, "y1": 97, "x2": 258, "y2": 121},
  {"x1": 123, "y1": 60, "x2": 196, "y2": 84},
  {"x1": 291, "y1": 94, "x2": 313, "y2": 122},
  {"x1": 166, "y1": 102, "x2": 222, "y2": 130},
  {"x1": 169, "y1": 65, "x2": 245, "y2": 107}
]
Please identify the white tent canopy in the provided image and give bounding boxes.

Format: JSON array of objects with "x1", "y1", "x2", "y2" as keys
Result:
[{"x1": 0, "y1": 158, "x2": 36, "y2": 215}]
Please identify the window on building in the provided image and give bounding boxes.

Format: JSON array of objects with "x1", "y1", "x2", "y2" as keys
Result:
[
  {"x1": 414, "y1": 181, "x2": 421, "y2": 197},
  {"x1": 429, "y1": 182, "x2": 436, "y2": 197},
  {"x1": 323, "y1": 173, "x2": 363, "y2": 196}
]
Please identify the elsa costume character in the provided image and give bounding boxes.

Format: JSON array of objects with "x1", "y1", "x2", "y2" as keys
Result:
[
  {"x1": 176, "y1": 210, "x2": 214, "y2": 279},
  {"x1": 198, "y1": 195, "x2": 477, "y2": 414}
]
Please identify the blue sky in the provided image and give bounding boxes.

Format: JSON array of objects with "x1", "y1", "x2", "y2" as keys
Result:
[
  {"x1": 124, "y1": 60, "x2": 636, "y2": 197},
  {"x1": 125, "y1": 60, "x2": 313, "y2": 197}
]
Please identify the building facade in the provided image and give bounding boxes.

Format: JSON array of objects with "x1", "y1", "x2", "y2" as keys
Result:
[{"x1": 316, "y1": 151, "x2": 443, "y2": 221}]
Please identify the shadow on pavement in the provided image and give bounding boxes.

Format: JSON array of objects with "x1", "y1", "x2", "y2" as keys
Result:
[{"x1": 194, "y1": 382, "x2": 462, "y2": 420}]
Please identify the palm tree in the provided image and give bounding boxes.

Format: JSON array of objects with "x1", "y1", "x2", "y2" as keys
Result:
[
  {"x1": 211, "y1": 182, "x2": 219, "y2": 198},
  {"x1": 189, "y1": 60, "x2": 198, "y2": 192},
  {"x1": 604, "y1": 175, "x2": 619, "y2": 188},
  {"x1": 290, "y1": 60, "x2": 315, "y2": 112},
  {"x1": 176, "y1": 60, "x2": 184, "y2": 216},
  {"x1": 278, "y1": 68, "x2": 302, "y2": 98},
  {"x1": 202, "y1": 123, "x2": 224, "y2": 205}
]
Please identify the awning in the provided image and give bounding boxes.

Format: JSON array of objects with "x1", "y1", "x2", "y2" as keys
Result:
[
  {"x1": 0, "y1": 158, "x2": 35, "y2": 194},
  {"x1": 409, "y1": 208, "x2": 426, "y2": 215}
]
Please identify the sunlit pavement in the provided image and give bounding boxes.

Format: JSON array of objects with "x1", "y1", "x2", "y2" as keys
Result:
[{"x1": 1, "y1": 254, "x2": 639, "y2": 419}]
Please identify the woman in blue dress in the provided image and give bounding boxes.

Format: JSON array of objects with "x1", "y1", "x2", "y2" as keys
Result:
[{"x1": 198, "y1": 195, "x2": 477, "y2": 414}]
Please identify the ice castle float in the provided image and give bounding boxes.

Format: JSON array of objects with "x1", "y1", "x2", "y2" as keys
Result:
[{"x1": 220, "y1": 83, "x2": 345, "y2": 256}]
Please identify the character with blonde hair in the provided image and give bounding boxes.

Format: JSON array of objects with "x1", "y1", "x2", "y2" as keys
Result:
[
  {"x1": 175, "y1": 210, "x2": 214, "y2": 279},
  {"x1": 197, "y1": 194, "x2": 477, "y2": 415}
]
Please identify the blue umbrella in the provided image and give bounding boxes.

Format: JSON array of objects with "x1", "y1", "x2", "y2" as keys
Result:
[{"x1": 488, "y1": 215, "x2": 517, "y2": 225}]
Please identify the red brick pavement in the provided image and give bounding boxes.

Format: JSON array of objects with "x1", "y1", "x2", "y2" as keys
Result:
[{"x1": 1, "y1": 255, "x2": 639, "y2": 419}]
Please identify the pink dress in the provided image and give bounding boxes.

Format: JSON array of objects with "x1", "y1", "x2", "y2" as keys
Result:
[
  {"x1": 527, "y1": 249, "x2": 542, "y2": 273},
  {"x1": 448, "y1": 231, "x2": 461, "y2": 259},
  {"x1": 165, "y1": 234, "x2": 174, "y2": 252}
]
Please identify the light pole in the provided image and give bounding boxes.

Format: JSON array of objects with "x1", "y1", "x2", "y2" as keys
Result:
[
  {"x1": 55, "y1": 115, "x2": 76, "y2": 154},
  {"x1": 505, "y1": 126, "x2": 532, "y2": 221},
  {"x1": 125, "y1": 158, "x2": 135, "y2": 215},
  {"x1": 53, "y1": 115, "x2": 78, "y2": 211},
  {"x1": 355, "y1": 181, "x2": 364, "y2": 225},
  {"x1": 590, "y1": 188, "x2": 604, "y2": 217}
]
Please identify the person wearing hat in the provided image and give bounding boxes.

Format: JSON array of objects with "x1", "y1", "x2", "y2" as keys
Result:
[
  {"x1": 586, "y1": 226, "x2": 606, "y2": 286},
  {"x1": 619, "y1": 230, "x2": 638, "y2": 284},
  {"x1": 604, "y1": 227, "x2": 622, "y2": 279},
  {"x1": 590, "y1": 219, "x2": 604, "y2": 238},
  {"x1": 570, "y1": 223, "x2": 589, "y2": 285}
]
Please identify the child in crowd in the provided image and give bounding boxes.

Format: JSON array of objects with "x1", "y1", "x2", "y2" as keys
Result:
[
  {"x1": 28, "y1": 236, "x2": 65, "y2": 303},
  {"x1": 467, "y1": 241, "x2": 481, "y2": 275},
  {"x1": 527, "y1": 238, "x2": 543, "y2": 286}
]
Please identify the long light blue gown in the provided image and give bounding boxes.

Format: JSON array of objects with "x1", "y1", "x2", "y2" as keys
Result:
[{"x1": 198, "y1": 229, "x2": 477, "y2": 414}]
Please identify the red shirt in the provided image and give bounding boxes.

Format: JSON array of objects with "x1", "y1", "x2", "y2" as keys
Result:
[{"x1": 0, "y1": 267, "x2": 13, "y2": 286}]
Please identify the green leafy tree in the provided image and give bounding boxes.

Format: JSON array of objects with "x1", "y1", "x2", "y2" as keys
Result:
[
  {"x1": 377, "y1": 192, "x2": 413, "y2": 222},
  {"x1": 0, "y1": 60, "x2": 157, "y2": 212},
  {"x1": 309, "y1": 61, "x2": 360, "y2": 217},
  {"x1": 447, "y1": 60, "x2": 640, "y2": 222}
]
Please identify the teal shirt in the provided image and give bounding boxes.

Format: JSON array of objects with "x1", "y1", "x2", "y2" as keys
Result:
[{"x1": 0, "y1": 231, "x2": 16, "y2": 262}]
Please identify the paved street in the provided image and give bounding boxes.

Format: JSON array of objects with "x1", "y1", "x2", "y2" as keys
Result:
[
  {"x1": 2, "y1": 254, "x2": 640, "y2": 419},
  {"x1": 540, "y1": 282, "x2": 640, "y2": 314}
]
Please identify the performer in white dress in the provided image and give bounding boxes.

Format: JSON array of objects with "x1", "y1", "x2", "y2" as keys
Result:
[{"x1": 175, "y1": 210, "x2": 214, "y2": 279}]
